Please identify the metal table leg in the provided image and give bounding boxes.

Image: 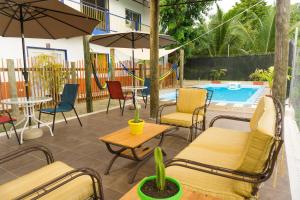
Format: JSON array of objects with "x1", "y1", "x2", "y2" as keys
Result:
[
  {"x1": 104, "y1": 154, "x2": 119, "y2": 175},
  {"x1": 128, "y1": 155, "x2": 152, "y2": 184}
]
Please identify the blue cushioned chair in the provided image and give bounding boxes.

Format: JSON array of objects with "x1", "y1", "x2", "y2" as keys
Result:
[
  {"x1": 138, "y1": 78, "x2": 150, "y2": 108},
  {"x1": 38, "y1": 84, "x2": 82, "y2": 131}
]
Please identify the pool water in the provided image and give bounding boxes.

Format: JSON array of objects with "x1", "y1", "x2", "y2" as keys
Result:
[{"x1": 160, "y1": 84, "x2": 264, "y2": 104}]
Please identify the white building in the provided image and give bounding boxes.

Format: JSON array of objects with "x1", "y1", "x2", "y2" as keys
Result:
[{"x1": 0, "y1": 0, "x2": 150, "y2": 62}]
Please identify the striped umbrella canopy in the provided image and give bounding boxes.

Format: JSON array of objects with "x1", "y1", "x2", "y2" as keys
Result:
[{"x1": 0, "y1": 0, "x2": 99, "y2": 98}]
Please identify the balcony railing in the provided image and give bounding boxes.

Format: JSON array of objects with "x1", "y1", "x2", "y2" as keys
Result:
[{"x1": 81, "y1": 3, "x2": 109, "y2": 32}]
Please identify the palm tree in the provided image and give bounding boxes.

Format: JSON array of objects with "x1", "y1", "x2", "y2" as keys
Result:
[
  {"x1": 245, "y1": 7, "x2": 276, "y2": 54},
  {"x1": 194, "y1": 5, "x2": 252, "y2": 57}
]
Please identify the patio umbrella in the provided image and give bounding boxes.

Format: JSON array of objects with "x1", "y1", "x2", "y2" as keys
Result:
[
  {"x1": 89, "y1": 31, "x2": 177, "y2": 87},
  {"x1": 0, "y1": 0, "x2": 99, "y2": 99}
]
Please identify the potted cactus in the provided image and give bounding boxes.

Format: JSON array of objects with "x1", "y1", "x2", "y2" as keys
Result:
[
  {"x1": 128, "y1": 104, "x2": 145, "y2": 135},
  {"x1": 137, "y1": 147, "x2": 182, "y2": 200}
]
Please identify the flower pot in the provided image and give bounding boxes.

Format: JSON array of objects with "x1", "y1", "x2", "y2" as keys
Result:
[
  {"x1": 128, "y1": 119, "x2": 145, "y2": 135},
  {"x1": 137, "y1": 176, "x2": 183, "y2": 200}
]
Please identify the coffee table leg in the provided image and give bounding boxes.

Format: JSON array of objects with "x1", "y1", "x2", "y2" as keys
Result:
[
  {"x1": 128, "y1": 155, "x2": 152, "y2": 184},
  {"x1": 104, "y1": 154, "x2": 119, "y2": 175}
]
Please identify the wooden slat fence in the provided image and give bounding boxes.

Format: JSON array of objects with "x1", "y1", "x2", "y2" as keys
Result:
[{"x1": 0, "y1": 57, "x2": 176, "y2": 111}]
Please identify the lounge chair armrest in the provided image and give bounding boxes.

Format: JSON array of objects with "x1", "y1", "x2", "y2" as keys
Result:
[
  {"x1": 156, "y1": 102, "x2": 177, "y2": 124},
  {"x1": 15, "y1": 168, "x2": 104, "y2": 200},
  {"x1": 165, "y1": 158, "x2": 262, "y2": 184},
  {"x1": 209, "y1": 115, "x2": 251, "y2": 127},
  {"x1": 192, "y1": 106, "x2": 206, "y2": 125},
  {"x1": 0, "y1": 145, "x2": 54, "y2": 165}
]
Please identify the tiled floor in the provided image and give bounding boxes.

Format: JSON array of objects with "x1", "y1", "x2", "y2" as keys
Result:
[{"x1": 0, "y1": 105, "x2": 291, "y2": 200}]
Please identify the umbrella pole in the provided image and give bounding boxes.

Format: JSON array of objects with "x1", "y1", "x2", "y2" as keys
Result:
[
  {"x1": 20, "y1": 5, "x2": 32, "y2": 125},
  {"x1": 131, "y1": 32, "x2": 136, "y2": 106}
]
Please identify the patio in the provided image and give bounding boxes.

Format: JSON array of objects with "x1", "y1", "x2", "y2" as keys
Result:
[{"x1": 0, "y1": 105, "x2": 291, "y2": 200}]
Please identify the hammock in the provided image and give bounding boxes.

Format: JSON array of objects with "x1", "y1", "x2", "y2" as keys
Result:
[
  {"x1": 91, "y1": 56, "x2": 107, "y2": 90},
  {"x1": 90, "y1": 54, "x2": 178, "y2": 91},
  {"x1": 119, "y1": 62, "x2": 178, "y2": 82}
]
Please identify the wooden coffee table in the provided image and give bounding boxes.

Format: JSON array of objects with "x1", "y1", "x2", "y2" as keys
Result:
[
  {"x1": 99, "y1": 123, "x2": 173, "y2": 183},
  {"x1": 120, "y1": 184, "x2": 221, "y2": 200}
]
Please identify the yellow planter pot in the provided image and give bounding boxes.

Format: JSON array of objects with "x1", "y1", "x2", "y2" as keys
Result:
[{"x1": 128, "y1": 119, "x2": 145, "y2": 135}]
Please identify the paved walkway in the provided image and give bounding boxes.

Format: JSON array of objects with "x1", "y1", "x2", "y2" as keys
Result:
[{"x1": 0, "y1": 105, "x2": 291, "y2": 200}]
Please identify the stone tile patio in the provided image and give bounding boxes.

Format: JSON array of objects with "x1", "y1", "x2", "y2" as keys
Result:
[{"x1": 0, "y1": 104, "x2": 291, "y2": 200}]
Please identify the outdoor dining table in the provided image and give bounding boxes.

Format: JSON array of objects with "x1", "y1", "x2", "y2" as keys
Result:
[
  {"x1": 1, "y1": 97, "x2": 53, "y2": 144},
  {"x1": 122, "y1": 86, "x2": 147, "y2": 107}
]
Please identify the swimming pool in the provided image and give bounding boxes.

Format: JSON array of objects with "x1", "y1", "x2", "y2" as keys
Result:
[{"x1": 160, "y1": 84, "x2": 265, "y2": 104}]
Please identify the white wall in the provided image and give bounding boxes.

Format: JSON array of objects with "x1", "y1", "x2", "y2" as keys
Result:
[
  {"x1": 0, "y1": 0, "x2": 150, "y2": 62},
  {"x1": 109, "y1": 0, "x2": 150, "y2": 32},
  {"x1": 0, "y1": 36, "x2": 84, "y2": 61}
]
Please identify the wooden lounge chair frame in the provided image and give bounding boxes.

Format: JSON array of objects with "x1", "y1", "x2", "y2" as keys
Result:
[
  {"x1": 156, "y1": 88, "x2": 213, "y2": 141},
  {"x1": 165, "y1": 96, "x2": 284, "y2": 197},
  {"x1": 0, "y1": 145, "x2": 104, "y2": 200}
]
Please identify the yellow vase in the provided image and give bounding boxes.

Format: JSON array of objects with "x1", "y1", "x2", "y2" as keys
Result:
[{"x1": 128, "y1": 119, "x2": 145, "y2": 135}]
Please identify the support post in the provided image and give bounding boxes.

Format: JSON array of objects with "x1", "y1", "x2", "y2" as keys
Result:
[
  {"x1": 83, "y1": 36, "x2": 93, "y2": 113},
  {"x1": 272, "y1": 0, "x2": 291, "y2": 107},
  {"x1": 7, "y1": 59, "x2": 19, "y2": 116},
  {"x1": 179, "y1": 49, "x2": 184, "y2": 88},
  {"x1": 71, "y1": 62, "x2": 77, "y2": 84},
  {"x1": 150, "y1": 0, "x2": 159, "y2": 118},
  {"x1": 110, "y1": 48, "x2": 115, "y2": 80}
]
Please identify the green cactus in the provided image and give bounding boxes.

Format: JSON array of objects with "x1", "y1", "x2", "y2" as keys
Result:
[
  {"x1": 154, "y1": 147, "x2": 166, "y2": 191},
  {"x1": 133, "y1": 105, "x2": 141, "y2": 123}
]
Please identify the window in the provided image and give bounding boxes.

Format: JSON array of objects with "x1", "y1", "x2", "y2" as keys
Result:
[{"x1": 125, "y1": 9, "x2": 141, "y2": 31}]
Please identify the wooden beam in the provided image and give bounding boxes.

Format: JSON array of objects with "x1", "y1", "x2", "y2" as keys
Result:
[
  {"x1": 83, "y1": 36, "x2": 93, "y2": 113},
  {"x1": 7, "y1": 59, "x2": 19, "y2": 116},
  {"x1": 179, "y1": 49, "x2": 184, "y2": 88},
  {"x1": 272, "y1": 0, "x2": 291, "y2": 107},
  {"x1": 110, "y1": 48, "x2": 115, "y2": 80},
  {"x1": 70, "y1": 61, "x2": 77, "y2": 84},
  {"x1": 150, "y1": 0, "x2": 159, "y2": 119}
]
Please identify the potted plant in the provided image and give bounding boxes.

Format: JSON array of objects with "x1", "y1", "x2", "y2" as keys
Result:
[
  {"x1": 249, "y1": 66, "x2": 291, "y2": 90},
  {"x1": 138, "y1": 147, "x2": 183, "y2": 200},
  {"x1": 128, "y1": 104, "x2": 145, "y2": 135},
  {"x1": 209, "y1": 68, "x2": 227, "y2": 84}
]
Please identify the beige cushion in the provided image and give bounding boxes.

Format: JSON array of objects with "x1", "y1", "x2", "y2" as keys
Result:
[
  {"x1": 176, "y1": 88, "x2": 207, "y2": 114},
  {"x1": 166, "y1": 145, "x2": 246, "y2": 200},
  {"x1": 175, "y1": 145, "x2": 242, "y2": 169},
  {"x1": 238, "y1": 96, "x2": 276, "y2": 174},
  {"x1": 234, "y1": 96, "x2": 276, "y2": 197},
  {"x1": 190, "y1": 127, "x2": 249, "y2": 154},
  {"x1": 161, "y1": 112, "x2": 203, "y2": 127},
  {"x1": 249, "y1": 97, "x2": 265, "y2": 131},
  {"x1": 0, "y1": 161, "x2": 94, "y2": 200}
]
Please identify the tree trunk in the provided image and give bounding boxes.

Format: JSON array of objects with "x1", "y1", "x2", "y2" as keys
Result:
[
  {"x1": 150, "y1": 0, "x2": 159, "y2": 119},
  {"x1": 272, "y1": 0, "x2": 291, "y2": 107},
  {"x1": 83, "y1": 36, "x2": 93, "y2": 113}
]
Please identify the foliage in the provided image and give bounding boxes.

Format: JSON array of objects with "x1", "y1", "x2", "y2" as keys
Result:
[
  {"x1": 31, "y1": 55, "x2": 67, "y2": 99},
  {"x1": 226, "y1": 0, "x2": 268, "y2": 31},
  {"x1": 209, "y1": 68, "x2": 227, "y2": 80},
  {"x1": 290, "y1": 3, "x2": 300, "y2": 46},
  {"x1": 245, "y1": 7, "x2": 276, "y2": 54},
  {"x1": 249, "y1": 66, "x2": 291, "y2": 88},
  {"x1": 159, "y1": 0, "x2": 216, "y2": 57},
  {"x1": 154, "y1": 147, "x2": 165, "y2": 191},
  {"x1": 249, "y1": 66, "x2": 274, "y2": 88},
  {"x1": 133, "y1": 104, "x2": 141, "y2": 123}
]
